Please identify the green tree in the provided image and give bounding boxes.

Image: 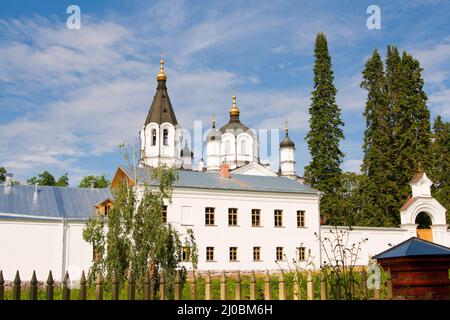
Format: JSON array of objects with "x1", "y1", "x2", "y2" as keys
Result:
[
  {"x1": 304, "y1": 33, "x2": 345, "y2": 225},
  {"x1": 391, "y1": 51, "x2": 431, "y2": 210},
  {"x1": 27, "y1": 171, "x2": 69, "y2": 186},
  {"x1": 0, "y1": 167, "x2": 6, "y2": 183},
  {"x1": 78, "y1": 174, "x2": 110, "y2": 188},
  {"x1": 430, "y1": 116, "x2": 450, "y2": 217},
  {"x1": 359, "y1": 49, "x2": 398, "y2": 226},
  {"x1": 83, "y1": 165, "x2": 198, "y2": 295},
  {"x1": 27, "y1": 171, "x2": 56, "y2": 186},
  {"x1": 340, "y1": 172, "x2": 366, "y2": 226},
  {"x1": 56, "y1": 173, "x2": 69, "y2": 187}
]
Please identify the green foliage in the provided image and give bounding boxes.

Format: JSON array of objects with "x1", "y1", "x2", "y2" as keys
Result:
[
  {"x1": 27, "y1": 171, "x2": 69, "y2": 187},
  {"x1": 0, "y1": 167, "x2": 6, "y2": 183},
  {"x1": 83, "y1": 164, "x2": 198, "y2": 296},
  {"x1": 304, "y1": 33, "x2": 345, "y2": 225},
  {"x1": 430, "y1": 116, "x2": 450, "y2": 218},
  {"x1": 78, "y1": 174, "x2": 110, "y2": 188},
  {"x1": 359, "y1": 46, "x2": 432, "y2": 226}
]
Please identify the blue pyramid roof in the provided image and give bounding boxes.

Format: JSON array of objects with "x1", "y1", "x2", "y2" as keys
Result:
[{"x1": 373, "y1": 237, "x2": 450, "y2": 260}]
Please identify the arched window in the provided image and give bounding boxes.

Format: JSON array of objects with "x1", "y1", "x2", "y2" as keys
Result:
[
  {"x1": 241, "y1": 140, "x2": 246, "y2": 155},
  {"x1": 163, "y1": 129, "x2": 169, "y2": 146},
  {"x1": 151, "y1": 129, "x2": 157, "y2": 146},
  {"x1": 225, "y1": 140, "x2": 231, "y2": 155}
]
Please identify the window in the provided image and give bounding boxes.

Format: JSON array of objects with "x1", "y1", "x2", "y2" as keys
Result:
[
  {"x1": 276, "y1": 247, "x2": 284, "y2": 261},
  {"x1": 151, "y1": 129, "x2": 157, "y2": 146},
  {"x1": 182, "y1": 247, "x2": 191, "y2": 262},
  {"x1": 162, "y1": 205, "x2": 167, "y2": 223},
  {"x1": 206, "y1": 247, "x2": 214, "y2": 261},
  {"x1": 163, "y1": 129, "x2": 169, "y2": 146},
  {"x1": 241, "y1": 140, "x2": 246, "y2": 155},
  {"x1": 229, "y1": 247, "x2": 238, "y2": 261},
  {"x1": 297, "y1": 210, "x2": 305, "y2": 227},
  {"x1": 253, "y1": 247, "x2": 261, "y2": 261},
  {"x1": 274, "y1": 210, "x2": 283, "y2": 227},
  {"x1": 205, "y1": 207, "x2": 215, "y2": 225},
  {"x1": 252, "y1": 209, "x2": 261, "y2": 227},
  {"x1": 228, "y1": 208, "x2": 238, "y2": 226},
  {"x1": 297, "y1": 247, "x2": 306, "y2": 261}
]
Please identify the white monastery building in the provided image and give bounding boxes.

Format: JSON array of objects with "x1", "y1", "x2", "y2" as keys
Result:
[{"x1": 0, "y1": 58, "x2": 448, "y2": 281}]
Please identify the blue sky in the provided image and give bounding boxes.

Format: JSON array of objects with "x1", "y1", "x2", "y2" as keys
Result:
[{"x1": 0, "y1": 0, "x2": 449, "y2": 185}]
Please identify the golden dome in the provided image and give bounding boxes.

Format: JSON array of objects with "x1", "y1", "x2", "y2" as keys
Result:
[
  {"x1": 156, "y1": 52, "x2": 167, "y2": 81},
  {"x1": 229, "y1": 95, "x2": 240, "y2": 117}
]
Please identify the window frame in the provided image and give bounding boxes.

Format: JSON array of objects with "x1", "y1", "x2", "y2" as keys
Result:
[
  {"x1": 228, "y1": 208, "x2": 238, "y2": 226},
  {"x1": 251, "y1": 209, "x2": 261, "y2": 227},
  {"x1": 274, "y1": 209, "x2": 283, "y2": 227},
  {"x1": 276, "y1": 246, "x2": 284, "y2": 261},
  {"x1": 297, "y1": 210, "x2": 306, "y2": 227},
  {"x1": 229, "y1": 247, "x2": 238, "y2": 262},
  {"x1": 206, "y1": 246, "x2": 215, "y2": 262},
  {"x1": 205, "y1": 207, "x2": 215, "y2": 226},
  {"x1": 253, "y1": 246, "x2": 261, "y2": 261},
  {"x1": 163, "y1": 129, "x2": 169, "y2": 146},
  {"x1": 162, "y1": 205, "x2": 167, "y2": 224}
]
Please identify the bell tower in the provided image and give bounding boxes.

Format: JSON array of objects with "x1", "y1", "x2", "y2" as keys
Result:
[{"x1": 140, "y1": 53, "x2": 182, "y2": 168}]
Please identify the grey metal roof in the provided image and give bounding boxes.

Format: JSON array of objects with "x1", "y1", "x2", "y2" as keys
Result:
[
  {"x1": 126, "y1": 167, "x2": 319, "y2": 194},
  {"x1": 0, "y1": 185, "x2": 111, "y2": 220},
  {"x1": 373, "y1": 237, "x2": 450, "y2": 259}
]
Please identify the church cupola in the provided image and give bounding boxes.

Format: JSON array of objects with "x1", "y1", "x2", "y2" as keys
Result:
[
  {"x1": 279, "y1": 121, "x2": 296, "y2": 177},
  {"x1": 180, "y1": 141, "x2": 193, "y2": 170},
  {"x1": 229, "y1": 95, "x2": 240, "y2": 122},
  {"x1": 139, "y1": 53, "x2": 182, "y2": 168}
]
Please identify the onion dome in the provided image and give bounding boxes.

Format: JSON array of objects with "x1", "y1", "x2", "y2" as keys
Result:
[
  {"x1": 280, "y1": 122, "x2": 295, "y2": 148},
  {"x1": 220, "y1": 95, "x2": 249, "y2": 134}
]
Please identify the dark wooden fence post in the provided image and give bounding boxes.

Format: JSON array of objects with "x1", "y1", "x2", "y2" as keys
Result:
[
  {"x1": 96, "y1": 272, "x2": 104, "y2": 300},
  {"x1": 0, "y1": 270, "x2": 4, "y2": 300},
  {"x1": 13, "y1": 271, "x2": 21, "y2": 300},
  {"x1": 220, "y1": 271, "x2": 227, "y2": 300},
  {"x1": 264, "y1": 270, "x2": 271, "y2": 300},
  {"x1": 174, "y1": 270, "x2": 181, "y2": 300},
  {"x1": 62, "y1": 271, "x2": 71, "y2": 300},
  {"x1": 79, "y1": 271, "x2": 87, "y2": 300},
  {"x1": 29, "y1": 271, "x2": 38, "y2": 300},
  {"x1": 128, "y1": 270, "x2": 135, "y2": 300},
  {"x1": 360, "y1": 269, "x2": 367, "y2": 300},
  {"x1": 249, "y1": 270, "x2": 256, "y2": 300},
  {"x1": 190, "y1": 270, "x2": 197, "y2": 300},
  {"x1": 320, "y1": 271, "x2": 327, "y2": 300},
  {"x1": 46, "y1": 271, "x2": 54, "y2": 300},
  {"x1": 235, "y1": 271, "x2": 242, "y2": 300},
  {"x1": 111, "y1": 272, "x2": 119, "y2": 300},
  {"x1": 143, "y1": 271, "x2": 151, "y2": 300},
  {"x1": 159, "y1": 270, "x2": 166, "y2": 300}
]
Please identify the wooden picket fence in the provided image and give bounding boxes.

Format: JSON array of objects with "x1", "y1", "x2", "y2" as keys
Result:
[{"x1": 0, "y1": 269, "x2": 393, "y2": 300}]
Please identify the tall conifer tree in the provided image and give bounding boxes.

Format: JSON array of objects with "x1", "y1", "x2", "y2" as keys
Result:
[
  {"x1": 359, "y1": 49, "x2": 397, "y2": 226},
  {"x1": 430, "y1": 116, "x2": 450, "y2": 217},
  {"x1": 305, "y1": 33, "x2": 345, "y2": 225}
]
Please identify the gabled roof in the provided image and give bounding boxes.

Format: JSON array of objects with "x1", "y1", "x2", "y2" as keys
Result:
[
  {"x1": 117, "y1": 166, "x2": 319, "y2": 195},
  {"x1": 231, "y1": 162, "x2": 278, "y2": 177},
  {"x1": 144, "y1": 79, "x2": 178, "y2": 126},
  {"x1": 0, "y1": 185, "x2": 111, "y2": 220},
  {"x1": 373, "y1": 237, "x2": 450, "y2": 260}
]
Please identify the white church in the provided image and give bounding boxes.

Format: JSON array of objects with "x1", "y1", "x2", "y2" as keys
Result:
[{"x1": 0, "y1": 58, "x2": 448, "y2": 281}]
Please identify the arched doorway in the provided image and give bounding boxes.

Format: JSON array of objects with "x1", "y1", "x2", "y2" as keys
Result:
[{"x1": 415, "y1": 212, "x2": 433, "y2": 242}]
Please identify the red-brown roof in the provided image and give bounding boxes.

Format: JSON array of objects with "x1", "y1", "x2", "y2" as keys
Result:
[
  {"x1": 400, "y1": 197, "x2": 418, "y2": 211},
  {"x1": 410, "y1": 172, "x2": 424, "y2": 184}
]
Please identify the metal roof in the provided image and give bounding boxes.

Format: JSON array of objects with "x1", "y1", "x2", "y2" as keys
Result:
[
  {"x1": 0, "y1": 185, "x2": 111, "y2": 220},
  {"x1": 125, "y1": 167, "x2": 319, "y2": 194},
  {"x1": 373, "y1": 237, "x2": 450, "y2": 259}
]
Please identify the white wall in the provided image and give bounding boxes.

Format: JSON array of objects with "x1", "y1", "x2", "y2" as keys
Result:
[
  {"x1": 0, "y1": 219, "x2": 92, "y2": 281},
  {"x1": 167, "y1": 188, "x2": 321, "y2": 271}
]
